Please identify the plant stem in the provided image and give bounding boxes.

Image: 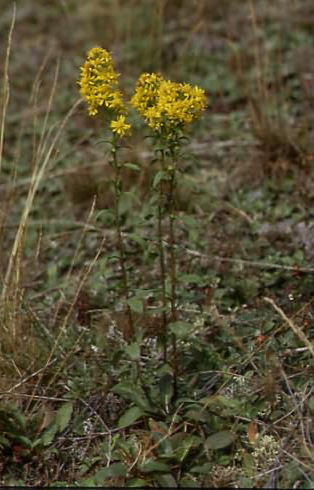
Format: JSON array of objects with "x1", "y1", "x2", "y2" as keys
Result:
[
  {"x1": 167, "y1": 152, "x2": 178, "y2": 397},
  {"x1": 157, "y1": 149, "x2": 168, "y2": 362},
  {"x1": 111, "y1": 145, "x2": 134, "y2": 340}
]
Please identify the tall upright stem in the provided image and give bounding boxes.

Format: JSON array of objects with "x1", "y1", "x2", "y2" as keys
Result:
[
  {"x1": 112, "y1": 145, "x2": 134, "y2": 340},
  {"x1": 167, "y1": 153, "x2": 178, "y2": 396},
  {"x1": 157, "y1": 149, "x2": 168, "y2": 361}
]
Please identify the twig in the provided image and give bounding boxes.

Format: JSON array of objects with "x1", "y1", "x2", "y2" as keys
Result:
[
  {"x1": 183, "y1": 246, "x2": 314, "y2": 273},
  {"x1": 263, "y1": 296, "x2": 314, "y2": 357}
]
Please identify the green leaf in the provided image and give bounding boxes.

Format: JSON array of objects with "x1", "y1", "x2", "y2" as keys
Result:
[
  {"x1": 123, "y1": 163, "x2": 140, "y2": 171},
  {"x1": 94, "y1": 463, "x2": 127, "y2": 482},
  {"x1": 190, "y1": 463, "x2": 212, "y2": 474},
  {"x1": 127, "y1": 297, "x2": 144, "y2": 314},
  {"x1": 205, "y1": 431, "x2": 235, "y2": 450},
  {"x1": 55, "y1": 402, "x2": 73, "y2": 432},
  {"x1": 0, "y1": 435, "x2": 10, "y2": 447},
  {"x1": 158, "y1": 373, "x2": 174, "y2": 404},
  {"x1": 156, "y1": 473, "x2": 177, "y2": 487},
  {"x1": 112, "y1": 382, "x2": 151, "y2": 411},
  {"x1": 152, "y1": 170, "x2": 167, "y2": 189},
  {"x1": 14, "y1": 435, "x2": 33, "y2": 448},
  {"x1": 140, "y1": 460, "x2": 171, "y2": 473},
  {"x1": 124, "y1": 342, "x2": 141, "y2": 360},
  {"x1": 179, "y1": 477, "x2": 199, "y2": 488},
  {"x1": 179, "y1": 273, "x2": 204, "y2": 285},
  {"x1": 118, "y1": 406, "x2": 144, "y2": 428},
  {"x1": 169, "y1": 321, "x2": 191, "y2": 339},
  {"x1": 130, "y1": 233, "x2": 146, "y2": 248},
  {"x1": 41, "y1": 423, "x2": 59, "y2": 447},
  {"x1": 126, "y1": 479, "x2": 150, "y2": 487}
]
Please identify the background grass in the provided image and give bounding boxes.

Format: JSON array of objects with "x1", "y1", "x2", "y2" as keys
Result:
[{"x1": 0, "y1": 0, "x2": 313, "y2": 487}]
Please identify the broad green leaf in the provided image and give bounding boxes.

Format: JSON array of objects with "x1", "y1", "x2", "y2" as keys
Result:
[
  {"x1": 41, "y1": 423, "x2": 59, "y2": 446},
  {"x1": 140, "y1": 460, "x2": 171, "y2": 473},
  {"x1": 190, "y1": 463, "x2": 212, "y2": 474},
  {"x1": 112, "y1": 382, "x2": 151, "y2": 410},
  {"x1": 93, "y1": 463, "x2": 127, "y2": 483},
  {"x1": 205, "y1": 431, "x2": 234, "y2": 450},
  {"x1": 158, "y1": 373, "x2": 174, "y2": 404},
  {"x1": 179, "y1": 477, "x2": 199, "y2": 488},
  {"x1": 118, "y1": 406, "x2": 144, "y2": 428},
  {"x1": 156, "y1": 473, "x2": 178, "y2": 487},
  {"x1": 169, "y1": 321, "x2": 191, "y2": 339},
  {"x1": 179, "y1": 273, "x2": 203, "y2": 284},
  {"x1": 55, "y1": 402, "x2": 73, "y2": 432},
  {"x1": 127, "y1": 297, "x2": 144, "y2": 314},
  {"x1": 126, "y1": 478, "x2": 150, "y2": 487},
  {"x1": 185, "y1": 409, "x2": 208, "y2": 423},
  {"x1": 14, "y1": 435, "x2": 33, "y2": 448},
  {"x1": 124, "y1": 342, "x2": 141, "y2": 360}
]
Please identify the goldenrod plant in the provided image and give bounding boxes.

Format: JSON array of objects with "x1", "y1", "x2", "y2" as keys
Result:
[
  {"x1": 79, "y1": 47, "x2": 134, "y2": 339},
  {"x1": 132, "y1": 71, "x2": 207, "y2": 383}
]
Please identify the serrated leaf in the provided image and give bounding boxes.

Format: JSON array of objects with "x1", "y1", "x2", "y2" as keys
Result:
[
  {"x1": 140, "y1": 460, "x2": 171, "y2": 473},
  {"x1": 118, "y1": 406, "x2": 144, "y2": 428},
  {"x1": 55, "y1": 402, "x2": 73, "y2": 433},
  {"x1": 205, "y1": 431, "x2": 235, "y2": 450}
]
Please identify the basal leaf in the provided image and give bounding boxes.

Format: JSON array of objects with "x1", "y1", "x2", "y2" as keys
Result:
[
  {"x1": 55, "y1": 402, "x2": 73, "y2": 433},
  {"x1": 205, "y1": 431, "x2": 235, "y2": 450},
  {"x1": 112, "y1": 382, "x2": 151, "y2": 410},
  {"x1": 118, "y1": 406, "x2": 144, "y2": 428},
  {"x1": 140, "y1": 460, "x2": 171, "y2": 473}
]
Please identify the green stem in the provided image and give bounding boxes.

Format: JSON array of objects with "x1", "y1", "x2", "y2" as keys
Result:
[
  {"x1": 167, "y1": 154, "x2": 178, "y2": 397},
  {"x1": 157, "y1": 169, "x2": 168, "y2": 362},
  {"x1": 112, "y1": 145, "x2": 134, "y2": 340}
]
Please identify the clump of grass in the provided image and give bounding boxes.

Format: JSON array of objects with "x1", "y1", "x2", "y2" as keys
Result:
[{"x1": 245, "y1": 0, "x2": 308, "y2": 170}]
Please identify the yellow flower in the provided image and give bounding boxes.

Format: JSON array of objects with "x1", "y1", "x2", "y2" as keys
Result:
[
  {"x1": 131, "y1": 72, "x2": 207, "y2": 132},
  {"x1": 131, "y1": 73, "x2": 164, "y2": 116},
  {"x1": 78, "y1": 47, "x2": 126, "y2": 116},
  {"x1": 110, "y1": 115, "x2": 132, "y2": 137}
]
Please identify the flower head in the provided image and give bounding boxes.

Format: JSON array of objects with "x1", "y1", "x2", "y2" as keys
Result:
[
  {"x1": 131, "y1": 72, "x2": 207, "y2": 133},
  {"x1": 79, "y1": 47, "x2": 126, "y2": 116},
  {"x1": 110, "y1": 115, "x2": 132, "y2": 137},
  {"x1": 131, "y1": 73, "x2": 164, "y2": 116}
]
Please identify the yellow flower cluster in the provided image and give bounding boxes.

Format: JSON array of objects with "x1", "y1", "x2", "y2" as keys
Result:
[
  {"x1": 79, "y1": 47, "x2": 131, "y2": 137},
  {"x1": 131, "y1": 73, "x2": 207, "y2": 132}
]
